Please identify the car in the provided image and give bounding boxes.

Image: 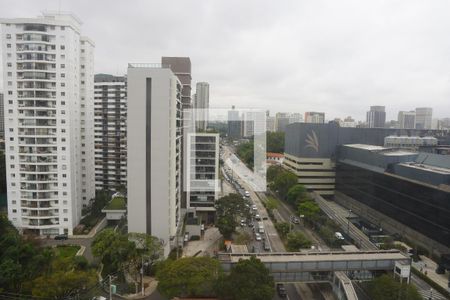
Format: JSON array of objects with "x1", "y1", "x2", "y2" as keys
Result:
[
  {"x1": 291, "y1": 216, "x2": 300, "y2": 224},
  {"x1": 335, "y1": 232, "x2": 345, "y2": 240},
  {"x1": 255, "y1": 214, "x2": 261, "y2": 221},
  {"x1": 263, "y1": 241, "x2": 271, "y2": 251},
  {"x1": 54, "y1": 234, "x2": 68, "y2": 240},
  {"x1": 248, "y1": 222, "x2": 254, "y2": 228},
  {"x1": 276, "y1": 283, "x2": 287, "y2": 298},
  {"x1": 244, "y1": 190, "x2": 250, "y2": 197},
  {"x1": 255, "y1": 233, "x2": 262, "y2": 241}
]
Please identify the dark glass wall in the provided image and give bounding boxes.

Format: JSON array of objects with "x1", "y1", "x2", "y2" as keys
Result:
[{"x1": 336, "y1": 162, "x2": 450, "y2": 247}]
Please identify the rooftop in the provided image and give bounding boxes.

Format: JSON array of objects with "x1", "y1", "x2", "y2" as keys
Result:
[{"x1": 104, "y1": 197, "x2": 126, "y2": 210}]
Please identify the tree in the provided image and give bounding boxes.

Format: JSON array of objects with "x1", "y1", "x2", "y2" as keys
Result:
[
  {"x1": 31, "y1": 269, "x2": 97, "y2": 299},
  {"x1": 286, "y1": 184, "x2": 310, "y2": 207},
  {"x1": 92, "y1": 228, "x2": 136, "y2": 273},
  {"x1": 273, "y1": 171, "x2": 298, "y2": 200},
  {"x1": 265, "y1": 197, "x2": 278, "y2": 211},
  {"x1": 217, "y1": 214, "x2": 237, "y2": 239},
  {"x1": 266, "y1": 132, "x2": 285, "y2": 153},
  {"x1": 286, "y1": 232, "x2": 312, "y2": 251},
  {"x1": 298, "y1": 200, "x2": 321, "y2": 224},
  {"x1": 215, "y1": 193, "x2": 250, "y2": 219},
  {"x1": 217, "y1": 256, "x2": 275, "y2": 300},
  {"x1": 237, "y1": 142, "x2": 254, "y2": 169},
  {"x1": 275, "y1": 222, "x2": 290, "y2": 238},
  {"x1": 156, "y1": 257, "x2": 221, "y2": 299},
  {"x1": 267, "y1": 165, "x2": 284, "y2": 183},
  {"x1": 368, "y1": 275, "x2": 421, "y2": 300}
]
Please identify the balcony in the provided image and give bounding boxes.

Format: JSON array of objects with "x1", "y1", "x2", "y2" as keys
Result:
[
  {"x1": 17, "y1": 62, "x2": 56, "y2": 71},
  {"x1": 17, "y1": 44, "x2": 55, "y2": 52},
  {"x1": 18, "y1": 91, "x2": 56, "y2": 99},
  {"x1": 20, "y1": 165, "x2": 57, "y2": 172},
  {"x1": 21, "y1": 192, "x2": 56, "y2": 200},
  {"x1": 19, "y1": 156, "x2": 57, "y2": 163},
  {"x1": 18, "y1": 129, "x2": 57, "y2": 136},
  {"x1": 19, "y1": 119, "x2": 57, "y2": 127},
  {"x1": 17, "y1": 72, "x2": 56, "y2": 80},
  {"x1": 18, "y1": 81, "x2": 55, "y2": 90},
  {"x1": 17, "y1": 53, "x2": 56, "y2": 62},
  {"x1": 17, "y1": 33, "x2": 53, "y2": 43}
]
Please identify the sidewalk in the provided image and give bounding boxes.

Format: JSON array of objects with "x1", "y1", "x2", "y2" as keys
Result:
[
  {"x1": 413, "y1": 255, "x2": 449, "y2": 292},
  {"x1": 183, "y1": 227, "x2": 222, "y2": 257}
]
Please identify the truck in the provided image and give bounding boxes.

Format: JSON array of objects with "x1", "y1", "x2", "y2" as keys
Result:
[{"x1": 258, "y1": 221, "x2": 265, "y2": 234}]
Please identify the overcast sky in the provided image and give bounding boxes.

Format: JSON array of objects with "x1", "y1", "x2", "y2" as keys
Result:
[{"x1": 2, "y1": 0, "x2": 450, "y2": 121}]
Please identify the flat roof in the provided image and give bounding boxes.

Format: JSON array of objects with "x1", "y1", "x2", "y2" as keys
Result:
[
  {"x1": 344, "y1": 144, "x2": 387, "y2": 151},
  {"x1": 398, "y1": 162, "x2": 450, "y2": 175}
]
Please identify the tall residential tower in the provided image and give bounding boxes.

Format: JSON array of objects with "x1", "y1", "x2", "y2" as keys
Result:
[
  {"x1": 1, "y1": 12, "x2": 95, "y2": 235},
  {"x1": 93, "y1": 74, "x2": 127, "y2": 191}
]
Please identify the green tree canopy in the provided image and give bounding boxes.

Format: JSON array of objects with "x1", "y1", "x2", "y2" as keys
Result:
[
  {"x1": 286, "y1": 231, "x2": 312, "y2": 251},
  {"x1": 266, "y1": 132, "x2": 285, "y2": 153},
  {"x1": 215, "y1": 194, "x2": 251, "y2": 238},
  {"x1": 156, "y1": 257, "x2": 222, "y2": 299},
  {"x1": 267, "y1": 165, "x2": 284, "y2": 182},
  {"x1": 273, "y1": 171, "x2": 298, "y2": 200},
  {"x1": 286, "y1": 184, "x2": 309, "y2": 207},
  {"x1": 217, "y1": 256, "x2": 275, "y2": 300},
  {"x1": 274, "y1": 222, "x2": 290, "y2": 238},
  {"x1": 237, "y1": 141, "x2": 254, "y2": 169},
  {"x1": 217, "y1": 214, "x2": 237, "y2": 239},
  {"x1": 368, "y1": 275, "x2": 421, "y2": 300},
  {"x1": 298, "y1": 200, "x2": 321, "y2": 224}
]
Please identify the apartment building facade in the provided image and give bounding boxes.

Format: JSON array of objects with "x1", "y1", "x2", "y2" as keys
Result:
[
  {"x1": 127, "y1": 64, "x2": 182, "y2": 256},
  {"x1": 93, "y1": 74, "x2": 127, "y2": 191},
  {"x1": 1, "y1": 12, "x2": 95, "y2": 235},
  {"x1": 186, "y1": 133, "x2": 219, "y2": 223}
]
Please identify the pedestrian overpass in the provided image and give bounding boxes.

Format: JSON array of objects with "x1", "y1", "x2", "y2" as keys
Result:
[{"x1": 218, "y1": 249, "x2": 411, "y2": 283}]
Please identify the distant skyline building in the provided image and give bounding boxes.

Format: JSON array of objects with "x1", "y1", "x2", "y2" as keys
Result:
[
  {"x1": 266, "y1": 116, "x2": 276, "y2": 132},
  {"x1": 1, "y1": 12, "x2": 95, "y2": 235},
  {"x1": 397, "y1": 111, "x2": 416, "y2": 129},
  {"x1": 305, "y1": 111, "x2": 325, "y2": 124},
  {"x1": 127, "y1": 64, "x2": 182, "y2": 256},
  {"x1": 194, "y1": 82, "x2": 209, "y2": 131},
  {"x1": 275, "y1": 112, "x2": 290, "y2": 132},
  {"x1": 227, "y1": 106, "x2": 242, "y2": 139},
  {"x1": 366, "y1": 106, "x2": 386, "y2": 128},
  {"x1": 94, "y1": 74, "x2": 127, "y2": 192},
  {"x1": 289, "y1": 113, "x2": 303, "y2": 124},
  {"x1": 415, "y1": 107, "x2": 433, "y2": 130}
]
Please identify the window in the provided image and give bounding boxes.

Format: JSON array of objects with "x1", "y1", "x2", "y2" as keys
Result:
[
  {"x1": 81, "y1": 65, "x2": 85, "y2": 69},
  {"x1": 61, "y1": 120, "x2": 65, "y2": 124},
  {"x1": 61, "y1": 129, "x2": 66, "y2": 133},
  {"x1": 61, "y1": 54, "x2": 65, "y2": 59},
  {"x1": 7, "y1": 81, "x2": 12, "y2": 86},
  {"x1": 8, "y1": 109, "x2": 13, "y2": 113},
  {"x1": 60, "y1": 45, "x2": 65, "y2": 50},
  {"x1": 6, "y1": 34, "x2": 11, "y2": 39},
  {"x1": 81, "y1": 49, "x2": 85, "y2": 53},
  {"x1": 8, "y1": 100, "x2": 13, "y2": 104},
  {"x1": 61, "y1": 101, "x2": 65, "y2": 105},
  {"x1": 61, "y1": 73, "x2": 65, "y2": 78},
  {"x1": 62, "y1": 183, "x2": 67, "y2": 187},
  {"x1": 61, "y1": 83, "x2": 65, "y2": 87},
  {"x1": 10, "y1": 165, "x2": 14, "y2": 169},
  {"x1": 64, "y1": 218, "x2": 68, "y2": 222},
  {"x1": 7, "y1": 53, "x2": 11, "y2": 58},
  {"x1": 7, "y1": 72, "x2": 12, "y2": 77},
  {"x1": 62, "y1": 147, "x2": 66, "y2": 150},
  {"x1": 9, "y1": 128, "x2": 13, "y2": 132},
  {"x1": 61, "y1": 26, "x2": 65, "y2": 30},
  {"x1": 62, "y1": 174, "x2": 67, "y2": 178},
  {"x1": 8, "y1": 91, "x2": 12, "y2": 95},
  {"x1": 7, "y1": 44, "x2": 11, "y2": 48},
  {"x1": 61, "y1": 92, "x2": 65, "y2": 96},
  {"x1": 12, "y1": 200, "x2": 16, "y2": 204},
  {"x1": 7, "y1": 63, "x2": 12, "y2": 67},
  {"x1": 63, "y1": 192, "x2": 67, "y2": 196},
  {"x1": 9, "y1": 137, "x2": 14, "y2": 141},
  {"x1": 61, "y1": 64, "x2": 65, "y2": 68},
  {"x1": 63, "y1": 209, "x2": 68, "y2": 213},
  {"x1": 12, "y1": 209, "x2": 17, "y2": 213}
]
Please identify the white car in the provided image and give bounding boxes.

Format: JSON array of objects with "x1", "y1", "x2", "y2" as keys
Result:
[
  {"x1": 335, "y1": 232, "x2": 345, "y2": 240},
  {"x1": 245, "y1": 191, "x2": 250, "y2": 197},
  {"x1": 255, "y1": 233, "x2": 262, "y2": 241}
]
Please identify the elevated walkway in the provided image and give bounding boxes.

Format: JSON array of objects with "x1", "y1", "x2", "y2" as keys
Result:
[{"x1": 218, "y1": 250, "x2": 410, "y2": 282}]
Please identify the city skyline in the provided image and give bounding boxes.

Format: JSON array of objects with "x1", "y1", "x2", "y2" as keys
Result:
[{"x1": 1, "y1": 0, "x2": 450, "y2": 121}]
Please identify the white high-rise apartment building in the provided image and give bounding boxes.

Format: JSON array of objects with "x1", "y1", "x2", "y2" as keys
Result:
[
  {"x1": 415, "y1": 107, "x2": 433, "y2": 130},
  {"x1": 194, "y1": 82, "x2": 209, "y2": 131},
  {"x1": 127, "y1": 64, "x2": 182, "y2": 256},
  {"x1": 1, "y1": 12, "x2": 95, "y2": 236}
]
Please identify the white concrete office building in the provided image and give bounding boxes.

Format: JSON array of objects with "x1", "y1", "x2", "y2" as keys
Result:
[
  {"x1": 94, "y1": 74, "x2": 127, "y2": 191},
  {"x1": 186, "y1": 133, "x2": 219, "y2": 223},
  {"x1": 415, "y1": 107, "x2": 433, "y2": 130},
  {"x1": 1, "y1": 12, "x2": 95, "y2": 235},
  {"x1": 127, "y1": 64, "x2": 182, "y2": 256},
  {"x1": 397, "y1": 111, "x2": 416, "y2": 129}
]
